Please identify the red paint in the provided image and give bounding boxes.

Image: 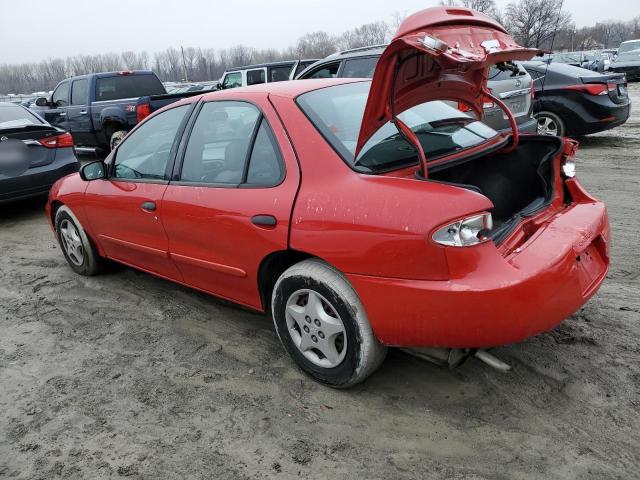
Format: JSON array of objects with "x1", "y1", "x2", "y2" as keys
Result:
[{"x1": 46, "y1": 8, "x2": 609, "y2": 350}]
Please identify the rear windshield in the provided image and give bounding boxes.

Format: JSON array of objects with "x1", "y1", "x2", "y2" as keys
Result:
[
  {"x1": 487, "y1": 62, "x2": 527, "y2": 81},
  {"x1": 0, "y1": 104, "x2": 43, "y2": 129},
  {"x1": 297, "y1": 82, "x2": 499, "y2": 173},
  {"x1": 95, "y1": 74, "x2": 166, "y2": 102}
]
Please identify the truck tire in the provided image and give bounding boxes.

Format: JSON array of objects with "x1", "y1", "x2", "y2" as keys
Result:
[
  {"x1": 110, "y1": 130, "x2": 127, "y2": 150},
  {"x1": 271, "y1": 259, "x2": 387, "y2": 388}
]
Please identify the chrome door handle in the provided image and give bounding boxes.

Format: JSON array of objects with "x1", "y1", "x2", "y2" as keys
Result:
[
  {"x1": 59, "y1": 112, "x2": 66, "y2": 116},
  {"x1": 79, "y1": 110, "x2": 87, "y2": 115}
]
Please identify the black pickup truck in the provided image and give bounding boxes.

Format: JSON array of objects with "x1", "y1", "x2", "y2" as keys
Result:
[{"x1": 32, "y1": 71, "x2": 169, "y2": 151}]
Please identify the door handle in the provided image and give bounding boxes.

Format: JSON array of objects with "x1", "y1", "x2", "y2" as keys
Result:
[
  {"x1": 141, "y1": 201, "x2": 156, "y2": 212},
  {"x1": 251, "y1": 215, "x2": 277, "y2": 227},
  {"x1": 59, "y1": 112, "x2": 66, "y2": 116},
  {"x1": 79, "y1": 110, "x2": 87, "y2": 115}
]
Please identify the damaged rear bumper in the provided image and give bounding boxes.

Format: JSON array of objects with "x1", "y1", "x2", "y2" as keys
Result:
[{"x1": 347, "y1": 189, "x2": 610, "y2": 348}]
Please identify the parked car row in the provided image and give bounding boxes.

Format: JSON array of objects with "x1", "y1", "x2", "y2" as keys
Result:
[{"x1": 44, "y1": 7, "x2": 611, "y2": 387}]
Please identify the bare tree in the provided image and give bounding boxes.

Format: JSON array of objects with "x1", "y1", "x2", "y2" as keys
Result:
[
  {"x1": 294, "y1": 32, "x2": 339, "y2": 58},
  {"x1": 505, "y1": 0, "x2": 572, "y2": 48},
  {"x1": 340, "y1": 22, "x2": 390, "y2": 50}
]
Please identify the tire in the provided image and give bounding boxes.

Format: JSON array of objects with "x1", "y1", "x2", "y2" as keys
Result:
[
  {"x1": 271, "y1": 259, "x2": 387, "y2": 388},
  {"x1": 55, "y1": 206, "x2": 101, "y2": 276},
  {"x1": 534, "y1": 110, "x2": 565, "y2": 137},
  {"x1": 109, "y1": 130, "x2": 127, "y2": 150}
]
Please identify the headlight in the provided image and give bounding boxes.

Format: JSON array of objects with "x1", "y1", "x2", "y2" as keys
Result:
[
  {"x1": 562, "y1": 157, "x2": 576, "y2": 178},
  {"x1": 432, "y1": 213, "x2": 493, "y2": 247}
]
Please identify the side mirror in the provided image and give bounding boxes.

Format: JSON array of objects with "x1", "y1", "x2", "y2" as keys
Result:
[
  {"x1": 79, "y1": 161, "x2": 106, "y2": 181},
  {"x1": 35, "y1": 97, "x2": 50, "y2": 107},
  {"x1": 216, "y1": 82, "x2": 222, "y2": 90}
]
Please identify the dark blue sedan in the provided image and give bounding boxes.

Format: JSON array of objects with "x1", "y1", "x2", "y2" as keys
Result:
[{"x1": 0, "y1": 103, "x2": 79, "y2": 203}]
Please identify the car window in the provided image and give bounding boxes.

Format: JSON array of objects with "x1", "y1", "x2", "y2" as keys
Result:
[
  {"x1": 113, "y1": 105, "x2": 189, "y2": 180},
  {"x1": 294, "y1": 60, "x2": 317, "y2": 77},
  {"x1": 222, "y1": 72, "x2": 242, "y2": 89},
  {"x1": 487, "y1": 63, "x2": 527, "y2": 81},
  {"x1": 246, "y1": 119, "x2": 283, "y2": 186},
  {"x1": 95, "y1": 74, "x2": 165, "y2": 101},
  {"x1": 269, "y1": 65, "x2": 293, "y2": 82},
  {"x1": 341, "y1": 57, "x2": 379, "y2": 78},
  {"x1": 247, "y1": 69, "x2": 266, "y2": 86},
  {"x1": 297, "y1": 81, "x2": 499, "y2": 173},
  {"x1": 0, "y1": 104, "x2": 43, "y2": 128},
  {"x1": 305, "y1": 62, "x2": 340, "y2": 79},
  {"x1": 180, "y1": 101, "x2": 260, "y2": 184},
  {"x1": 71, "y1": 79, "x2": 88, "y2": 106},
  {"x1": 52, "y1": 82, "x2": 70, "y2": 107}
]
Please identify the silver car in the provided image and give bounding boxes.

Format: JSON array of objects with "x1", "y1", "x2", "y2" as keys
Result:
[{"x1": 296, "y1": 45, "x2": 537, "y2": 134}]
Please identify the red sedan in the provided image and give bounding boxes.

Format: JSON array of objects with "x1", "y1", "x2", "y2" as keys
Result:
[{"x1": 46, "y1": 7, "x2": 609, "y2": 387}]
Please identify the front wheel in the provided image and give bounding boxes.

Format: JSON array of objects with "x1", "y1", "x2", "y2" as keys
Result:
[
  {"x1": 55, "y1": 206, "x2": 102, "y2": 276},
  {"x1": 272, "y1": 259, "x2": 387, "y2": 388},
  {"x1": 109, "y1": 130, "x2": 127, "y2": 150},
  {"x1": 534, "y1": 111, "x2": 565, "y2": 137}
]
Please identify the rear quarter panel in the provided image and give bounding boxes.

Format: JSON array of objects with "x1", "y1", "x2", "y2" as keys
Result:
[{"x1": 270, "y1": 94, "x2": 494, "y2": 281}]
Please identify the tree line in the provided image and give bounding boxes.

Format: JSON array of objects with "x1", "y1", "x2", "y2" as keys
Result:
[{"x1": 1, "y1": 0, "x2": 639, "y2": 95}]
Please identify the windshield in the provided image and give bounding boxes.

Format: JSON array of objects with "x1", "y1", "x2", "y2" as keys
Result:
[
  {"x1": 552, "y1": 53, "x2": 583, "y2": 64},
  {"x1": 297, "y1": 82, "x2": 499, "y2": 173},
  {"x1": 619, "y1": 40, "x2": 640, "y2": 54},
  {"x1": 0, "y1": 104, "x2": 43, "y2": 129},
  {"x1": 615, "y1": 50, "x2": 640, "y2": 61}
]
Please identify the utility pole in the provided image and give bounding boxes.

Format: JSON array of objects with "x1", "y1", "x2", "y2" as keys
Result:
[{"x1": 181, "y1": 46, "x2": 189, "y2": 82}]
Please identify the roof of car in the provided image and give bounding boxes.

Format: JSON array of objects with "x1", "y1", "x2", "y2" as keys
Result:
[
  {"x1": 198, "y1": 78, "x2": 366, "y2": 101},
  {"x1": 225, "y1": 59, "x2": 318, "y2": 72}
]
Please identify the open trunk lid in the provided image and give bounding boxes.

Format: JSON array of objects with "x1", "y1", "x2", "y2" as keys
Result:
[{"x1": 355, "y1": 6, "x2": 540, "y2": 161}]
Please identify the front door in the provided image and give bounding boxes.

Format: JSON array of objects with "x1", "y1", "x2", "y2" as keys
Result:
[
  {"x1": 161, "y1": 96, "x2": 300, "y2": 309},
  {"x1": 84, "y1": 103, "x2": 192, "y2": 281},
  {"x1": 40, "y1": 80, "x2": 71, "y2": 130}
]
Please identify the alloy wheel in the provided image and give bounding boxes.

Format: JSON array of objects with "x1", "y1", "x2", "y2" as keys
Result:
[
  {"x1": 59, "y1": 219, "x2": 84, "y2": 266},
  {"x1": 536, "y1": 115, "x2": 559, "y2": 136},
  {"x1": 285, "y1": 289, "x2": 347, "y2": 368}
]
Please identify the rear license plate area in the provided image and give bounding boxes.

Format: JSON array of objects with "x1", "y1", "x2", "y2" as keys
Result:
[
  {"x1": 576, "y1": 240, "x2": 606, "y2": 295},
  {"x1": 502, "y1": 97, "x2": 527, "y2": 118}
]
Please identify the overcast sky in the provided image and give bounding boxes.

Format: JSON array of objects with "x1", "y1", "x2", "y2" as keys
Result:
[{"x1": 1, "y1": 0, "x2": 639, "y2": 64}]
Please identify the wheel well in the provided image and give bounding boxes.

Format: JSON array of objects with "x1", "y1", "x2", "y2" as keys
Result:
[
  {"x1": 50, "y1": 200, "x2": 63, "y2": 228},
  {"x1": 258, "y1": 249, "x2": 313, "y2": 312},
  {"x1": 102, "y1": 120, "x2": 124, "y2": 140}
]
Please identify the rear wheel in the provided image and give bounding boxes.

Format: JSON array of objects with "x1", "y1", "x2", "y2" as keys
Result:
[
  {"x1": 55, "y1": 206, "x2": 101, "y2": 276},
  {"x1": 109, "y1": 130, "x2": 127, "y2": 150},
  {"x1": 535, "y1": 111, "x2": 565, "y2": 137},
  {"x1": 272, "y1": 259, "x2": 387, "y2": 388}
]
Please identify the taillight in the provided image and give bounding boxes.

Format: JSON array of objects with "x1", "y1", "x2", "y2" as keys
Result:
[
  {"x1": 564, "y1": 84, "x2": 608, "y2": 96},
  {"x1": 457, "y1": 96, "x2": 495, "y2": 112},
  {"x1": 432, "y1": 213, "x2": 493, "y2": 247},
  {"x1": 39, "y1": 132, "x2": 74, "y2": 149},
  {"x1": 457, "y1": 101, "x2": 472, "y2": 112},
  {"x1": 136, "y1": 103, "x2": 151, "y2": 123}
]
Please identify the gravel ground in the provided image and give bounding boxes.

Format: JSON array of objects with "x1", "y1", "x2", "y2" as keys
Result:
[{"x1": 1, "y1": 84, "x2": 639, "y2": 480}]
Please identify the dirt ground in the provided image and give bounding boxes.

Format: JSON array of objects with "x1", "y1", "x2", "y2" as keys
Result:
[{"x1": 1, "y1": 85, "x2": 639, "y2": 480}]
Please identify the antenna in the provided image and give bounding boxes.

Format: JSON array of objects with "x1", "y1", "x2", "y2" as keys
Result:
[{"x1": 540, "y1": 0, "x2": 565, "y2": 94}]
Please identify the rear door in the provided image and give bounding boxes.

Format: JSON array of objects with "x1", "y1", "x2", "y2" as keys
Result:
[
  {"x1": 84, "y1": 103, "x2": 192, "y2": 280},
  {"x1": 161, "y1": 94, "x2": 300, "y2": 309},
  {"x1": 66, "y1": 78, "x2": 94, "y2": 145}
]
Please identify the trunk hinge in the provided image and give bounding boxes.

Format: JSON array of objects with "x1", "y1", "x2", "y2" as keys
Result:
[
  {"x1": 482, "y1": 86, "x2": 520, "y2": 154},
  {"x1": 389, "y1": 54, "x2": 429, "y2": 178}
]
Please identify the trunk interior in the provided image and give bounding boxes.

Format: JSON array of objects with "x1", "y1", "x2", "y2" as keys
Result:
[{"x1": 429, "y1": 136, "x2": 563, "y2": 241}]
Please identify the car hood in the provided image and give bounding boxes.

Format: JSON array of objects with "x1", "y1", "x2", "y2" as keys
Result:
[{"x1": 355, "y1": 6, "x2": 540, "y2": 157}]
